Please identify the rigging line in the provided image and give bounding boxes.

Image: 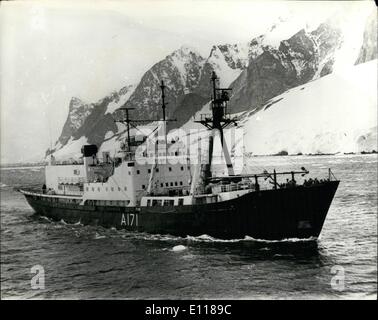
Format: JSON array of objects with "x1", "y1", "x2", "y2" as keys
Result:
[{"x1": 129, "y1": 122, "x2": 160, "y2": 137}]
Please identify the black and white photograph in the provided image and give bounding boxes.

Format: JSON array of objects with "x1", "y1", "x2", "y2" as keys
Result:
[{"x1": 0, "y1": 0, "x2": 377, "y2": 303}]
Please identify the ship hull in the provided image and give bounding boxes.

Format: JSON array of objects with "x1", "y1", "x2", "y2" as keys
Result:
[{"x1": 22, "y1": 181, "x2": 339, "y2": 240}]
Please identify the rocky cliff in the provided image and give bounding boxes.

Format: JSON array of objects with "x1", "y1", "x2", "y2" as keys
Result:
[{"x1": 355, "y1": 10, "x2": 377, "y2": 65}]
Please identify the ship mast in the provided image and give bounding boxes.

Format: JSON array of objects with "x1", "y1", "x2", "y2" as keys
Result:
[
  {"x1": 115, "y1": 81, "x2": 176, "y2": 194},
  {"x1": 160, "y1": 80, "x2": 168, "y2": 157},
  {"x1": 115, "y1": 107, "x2": 157, "y2": 160},
  {"x1": 116, "y1": 99, "x2": 175, "y2": 155},
  {"x1": 195, "y1": 71, "x2": 237, "y2": 182},
  {"x1": 118, "y1": 107, "x2": 135, "y2": 152}
]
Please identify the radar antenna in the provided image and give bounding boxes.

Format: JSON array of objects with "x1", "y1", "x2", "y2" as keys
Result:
[{"x1": 195, "y1": 71, "x2": 238, "y2": 180}]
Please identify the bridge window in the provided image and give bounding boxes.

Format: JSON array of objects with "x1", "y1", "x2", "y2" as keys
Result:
[
  {"x1": 147, "y1": 199, "x2": 151, "y2": 206},
  {"x1": 174, "y1": 182, "x2": 178, "y2": 186},
  {"x1": 137, "y1": 170, "x2": 140, "y2": 174},
  {"x1": 170, "y1": 182, "x2": 173, "y2": 187},
  {"x1": 165, "y1": 182, "x2": 169, "y2": 187},
  {"x1": 180, "y1": 181, "x2": 183, "y2": 186},
  {"x1": 152, "y1": 199, "x2": 162, "y2": 207},
  {"x1": 169, "y1": 167, "x2": 172, "y2": 171},
  {"x1": 148, "y1": 169, "x2": 151, "y2": 173},
  {"x1": 181, "y1": 166, "x2": 184, "y2": 171},
  {"x1": 178, "y1": 198, "x2": 184, "y2": 206},
  {"x1": 164, "y1": 200, "x2": 174, "y2": 206},
  {"x1": 160, "y1": 183, "x2": 163, "y2": 187}
]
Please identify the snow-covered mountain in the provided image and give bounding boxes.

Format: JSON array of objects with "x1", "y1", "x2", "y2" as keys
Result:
[
  {"x1": 239, "y1": 59, "x2": 377, "y2": 155},
  {"x1": 49, "y1": 9, "x2": 377, "y2": 159},
  {"x1": 47, "y1": 85, "x2": 134, "y2": 155}
]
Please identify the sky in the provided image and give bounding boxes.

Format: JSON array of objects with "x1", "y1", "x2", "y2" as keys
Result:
[{"x1": 0, "y1": 0, "x2": 375, "y2": 164}]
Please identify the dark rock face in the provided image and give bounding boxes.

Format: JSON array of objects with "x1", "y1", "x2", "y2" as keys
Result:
[
  {"x1": 121, "y1": 47, "x2": 206, "y2": 121},
  {"x1": 74, "y1": 96, "x2": 118, "y2": 147},
  {"x1": 228, "y1": 23, "x2": 342, "y2": 113},
  {"x1": 168, "y1": 93, "x2": 209, "y2": 131},
  {"x1": 52, "y1": 97, "x2": 94, "y2": 149},
  {"x1": 320, "y1": 58, "x2": 334, "y2": 77},
  {"x1": 355, "y1": 11, "x2": 377, "y2": 65}
]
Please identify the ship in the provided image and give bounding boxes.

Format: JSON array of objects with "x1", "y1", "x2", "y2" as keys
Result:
[{"x1": 20, "y1": 72, "x2": 339, "y2": 240}]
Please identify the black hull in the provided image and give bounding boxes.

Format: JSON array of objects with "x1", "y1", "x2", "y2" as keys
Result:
[{"x1": 22, "y1": 181, "x2": 339, "y2": 240}]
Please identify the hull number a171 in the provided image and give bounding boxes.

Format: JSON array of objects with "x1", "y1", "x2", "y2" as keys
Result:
[{"x1": 121, "y1": 213, "x2": 138, "y2": 227}]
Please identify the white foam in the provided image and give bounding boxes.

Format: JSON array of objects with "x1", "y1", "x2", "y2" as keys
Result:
[
  {"x1": 94, "y1": 232, "x2": 106, "y2": 239},
  {"x1": 74, "y1": 220, "x2": 82, "y2": 226},
  {"x1": 172, "y1": 245, "x2": 187, "y2": 252},
  {"x1": 186, "y1": 234, "x2": 318, "y2": 243}
]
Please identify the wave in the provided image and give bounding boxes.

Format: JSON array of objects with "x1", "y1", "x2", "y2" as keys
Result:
[
  {"x1": 74, "y1": 220, "x2": 82, "y2": 226},
  {"x1": 185, "y1": 234, "x2": 318, "y2": 243},
  {"x1": 120, "y1": 232, "x2": 318, "y2": 244},
  {"x1": 39, "y1": 216, "x2": 52, "y2": 222},
  {"x1": 30, "y1": 216, "x2": 318, "y2": 244},
  {"x1": 94, "y1": 233, "x2": 106, "y2": 240}
]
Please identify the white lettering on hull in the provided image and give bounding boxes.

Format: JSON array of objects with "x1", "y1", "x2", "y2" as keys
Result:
[{"x1": 121, "y1": 213, "x2": 138, "y2": 227}]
